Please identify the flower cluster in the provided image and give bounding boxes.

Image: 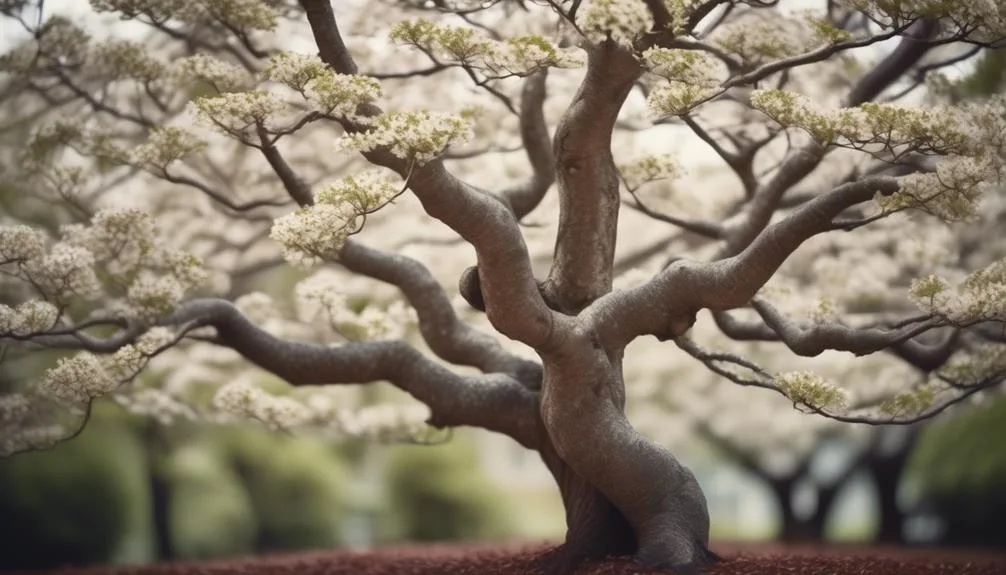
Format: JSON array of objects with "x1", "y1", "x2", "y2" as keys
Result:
[
  {"x1": 89, "y1": 39, "x2": 166, "y2": 82},
  {"x1": 214, "y1": 380, "x2": 313, "y2": 430},
  {"x1": 91, "y1": 0, "x2": 279, "y2": 32},
  {"x1": 21, "y1": 244, "x2": 101, "y2": 301},
  {"x1": 0, "y1": 225, "x2": 46, "y2": 263},
  {"x1": 619, "y1": 153, "x2": 682, "y2": 191},
  {"x1": 879, "y1": 385, "x2": 936, "y2": 417},
  {"x1": 115, "y1": 388, "x2": 197, "y2": 425},
  {"x1": 270, "y1": 203, "x2": 357, "y2": 267},
  {"x1": 909, "y1": 259, "x2": 1006, "y2": 323},
  {"x1": 844, "y1": 0, "x2": 1006, "y2": 42},
  {"x1": 643, "y1": 48, "x2": 723, "y2": 116},
  {"x1": 170, "y1": 54, "x2": 253, "y2": 93},
  {"x1": 577, "y1": 0, "x2": 654, "y2": 47},
  {"x1": 37, "y1": 353, "x2": 118, "y2": 405},
  {"x1": 0, "y1": 301, "x2": 59, "y2": 337},
  {"x1": 391, "y1": 20, "x2": 583, "y2": 75},
  {"x1": 266, "y1": 52, "x2": 383, "y2": 119},
  {"x1": 775, "y1": 370, "x2": 849, "y2": 411},
  {"x1": 130, "y1": 126, "x2": 207, "y2": 170},
  {"x1": 294, "y1": 270, "x2": 414, "y2": 341},
  {"x1": 316, "y1": 170, "x2": 402, "y2": 214},
  {"x1": 194, "y1": 90, "x2": 287, "y2": 135},
  {"x1": 340, "y1": 109, "x2": 473, "y2": 165},
  {"x1": 714, "y1": 13, "x2": 848, "y2": 66}
]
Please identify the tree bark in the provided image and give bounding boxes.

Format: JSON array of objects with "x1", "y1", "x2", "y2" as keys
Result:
[{"x1": 537, "y1": 330, "x2": 717, "y2": 573}]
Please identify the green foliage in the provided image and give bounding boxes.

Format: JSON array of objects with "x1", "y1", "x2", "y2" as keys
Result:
[
  {"x1": 955, "y1": 48, "x2": 1006, "y2": 99},
  {"x1": 0, "y1": 408, "x2": 148, "y2": 570},
  {"x1": 909, "y1": 397, "x2": 1006, "y2": 546},
  {"x1": 165, "y1": 441, "x2": 257, "y2": 559},
  {"x1": 218, "y1": 425, "x2": 349, "y2": 551},
  {"x1": 380, "y1": 440, "x2": 513, "y2": 542}
]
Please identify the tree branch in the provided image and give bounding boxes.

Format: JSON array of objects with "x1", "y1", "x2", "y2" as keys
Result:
[
  {"x1": 542, "y1": 41, "x2": 642, "y2": 313},
  {"x1": 175, "y1": 299, "x2": 542, "y2": 447},
  {"x1": 299, "y1": 0, "x2": 555, "y2": 348},
  {"x1": 499, "y1": 70, "x2": 555, "y2": 221}
]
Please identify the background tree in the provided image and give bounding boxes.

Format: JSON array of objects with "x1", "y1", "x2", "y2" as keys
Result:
[{"x1": 2, "y1": 1, "x2": 1006, "y2": 573}]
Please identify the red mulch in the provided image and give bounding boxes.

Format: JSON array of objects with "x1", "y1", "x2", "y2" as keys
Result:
[{"x1": 27, "y1": 542, "x2": 1006, "y2": 575}]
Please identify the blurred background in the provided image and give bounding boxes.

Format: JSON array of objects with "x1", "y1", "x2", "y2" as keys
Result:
[{"x1": 2, "y1": 367, "x2": 1006, "y2": 571}]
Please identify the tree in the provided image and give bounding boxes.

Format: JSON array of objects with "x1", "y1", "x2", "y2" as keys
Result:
[{"x1": 2, "y1": 1, "x2": 1006, "y2": 573}]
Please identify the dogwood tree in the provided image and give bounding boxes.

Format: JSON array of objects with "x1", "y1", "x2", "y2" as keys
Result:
[{"x1": 2, "y1": 0, "x2": 1006, "y2": 572}]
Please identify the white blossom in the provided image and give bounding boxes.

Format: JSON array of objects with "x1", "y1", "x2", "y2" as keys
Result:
[
  {"x1": 126, "y1": 272, "x2": 185, "y2": 320},
  {"x1": 37, "y1": 353, "x2": 117, "y2": 404},
  {"x1": 0, "y1": 225, "x2": 47, "y2": 263},
  {"x1": 339, "y1": 109, "x2": 473, "y2": 165},
  {"x1": 577, "y1": 0, "x2": 654, "y2": 47}
]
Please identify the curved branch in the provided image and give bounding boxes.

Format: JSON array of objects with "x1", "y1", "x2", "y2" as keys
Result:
[
  {"x1": 173, "y1": 298, "x2": 541, "y2": 447},
  {"x1": 587, "y1": 177, "x2": 901, "y2": 349},
  {"x1": 499, "y1": 70, "x2": 555, "y2": 220},
  {"x1": 299, "y1": 0, "x2": 555, "y2": 347},
  {"x1": 339, "y1": 240, "x2": 543, "y2": 389}
]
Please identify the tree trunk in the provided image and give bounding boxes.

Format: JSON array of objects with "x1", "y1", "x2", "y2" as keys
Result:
[
  {"x1": 871, "y1": 453, "x2": 908, "y2": 544},
  {"x1": 142, "y1": 423, "x2": 175, "y2": 561},
  {"x1": 773, "y1": 478, "x2": 833, "y2": 543},
  {"x1": 536, "y1": 341, "x2": 717, "y2": 573}
]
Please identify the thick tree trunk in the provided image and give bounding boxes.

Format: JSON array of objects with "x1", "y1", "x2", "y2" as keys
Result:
[
  {"x1": 536, "y1": 341, "x2": 717, "y2": 573},
  {"x1": 871, "y1": 453, "x2": 909, "y2": 544}
]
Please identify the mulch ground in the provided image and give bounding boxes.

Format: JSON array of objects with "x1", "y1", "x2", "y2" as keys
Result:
[{"x1": 27, "y1": 542, "x2": 1006, "y2": 575}]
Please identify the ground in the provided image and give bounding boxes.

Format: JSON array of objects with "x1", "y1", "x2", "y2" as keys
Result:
[{"x1": 32, "y1": 542, "x2": 1006, "y2": 575}]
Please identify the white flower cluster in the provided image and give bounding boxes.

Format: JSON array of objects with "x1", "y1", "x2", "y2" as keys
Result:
[
  {"x1": 775, "y1": 370, "x2": 849, "y2": 411},
  {"x1": 909, "y1": 259, "x2": 1006, "y2": 324},
  {"x1": 266, "y1": 52, "x2": 382, "y2": 119},
  {"x1": 21, "y1": 244, "x2": 101, "y2": 301},
  {"x1": 130, "y1": 126, "x2": 207, "y2": 170},
  {"x1": 619, "y1": 153, "x2": 683, "y2": 191},
  {"x1": 271, "y1": 203, "x2": 357, "y2": 267},
  {"x1": 845, "y1": 0, "x2": 1006, "y2": 42},
  {"x1": 294, "y1": 270, "x2": 414, "y2": 341},
  {"x1": 115, "y1": 388, "x2": 197, "y2": 425},
  {"x1": 390, "y1": 20, "x2": 583, "y2": 75},
  {"x1": 89, "y1": 39, "x2": 165, "y2": 82},
  {"x1": 213, "y1": 380, "x2": 313, "y2": 430},
  {"x1": 171, "y1": 54, "x2": 253, "y2": 93},
  {"x1": 316, "y1": 170, "x2": 402, "y2": 214},
  {"x1": 577, "y1": 0, "x2": 654, "y2": 47},
  {"x1": 878, "y1": 385, "x2": 936, "y2": 417},
  {"x1": 751, "y1": 91, "x2": 1006, "y2": 221},
  {"x1": 0, "y1": 301, "x2": 59, "y2": 337},
  {"x1": 127, "y1": 272, "x2": 186, "y2": 322},
  {"x1": 37, "y1": 353, "x2": 118, "y2": 405},
  {"x1": 713, "y1": 13, "x2": 848, "y2": 66},
  {"x1": 643, "y1": 48, "x2": 723, "y2": 116},
  {"x1": 193, "y1": 90, "x2": 287, "y2": 135},
  {"x1": 884, "y1": 156, "x2": 995, "y2": 221},
  {"x1": 65, "y1": 209, "x2": 204, "y2": 317},
  {"x1": 1, "y1": 423, "x2": 68, "y2": 457},
  {"x1": 340, "y1": 109, "x2": 473, "y2": 166},
  {"x1": 91, "y1": 0, "x2": 279, "y2": 31},
  {"x1": 0, "y1": 225, "x2": 46, "y2": 263},
  {"x1": 339, "y1": 403, "x2": 431, "y2": 441}
]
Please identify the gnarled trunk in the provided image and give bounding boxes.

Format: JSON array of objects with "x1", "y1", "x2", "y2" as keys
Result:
[{"x1": 534, "y1": 339, "x2": 717, "y2": 573}]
